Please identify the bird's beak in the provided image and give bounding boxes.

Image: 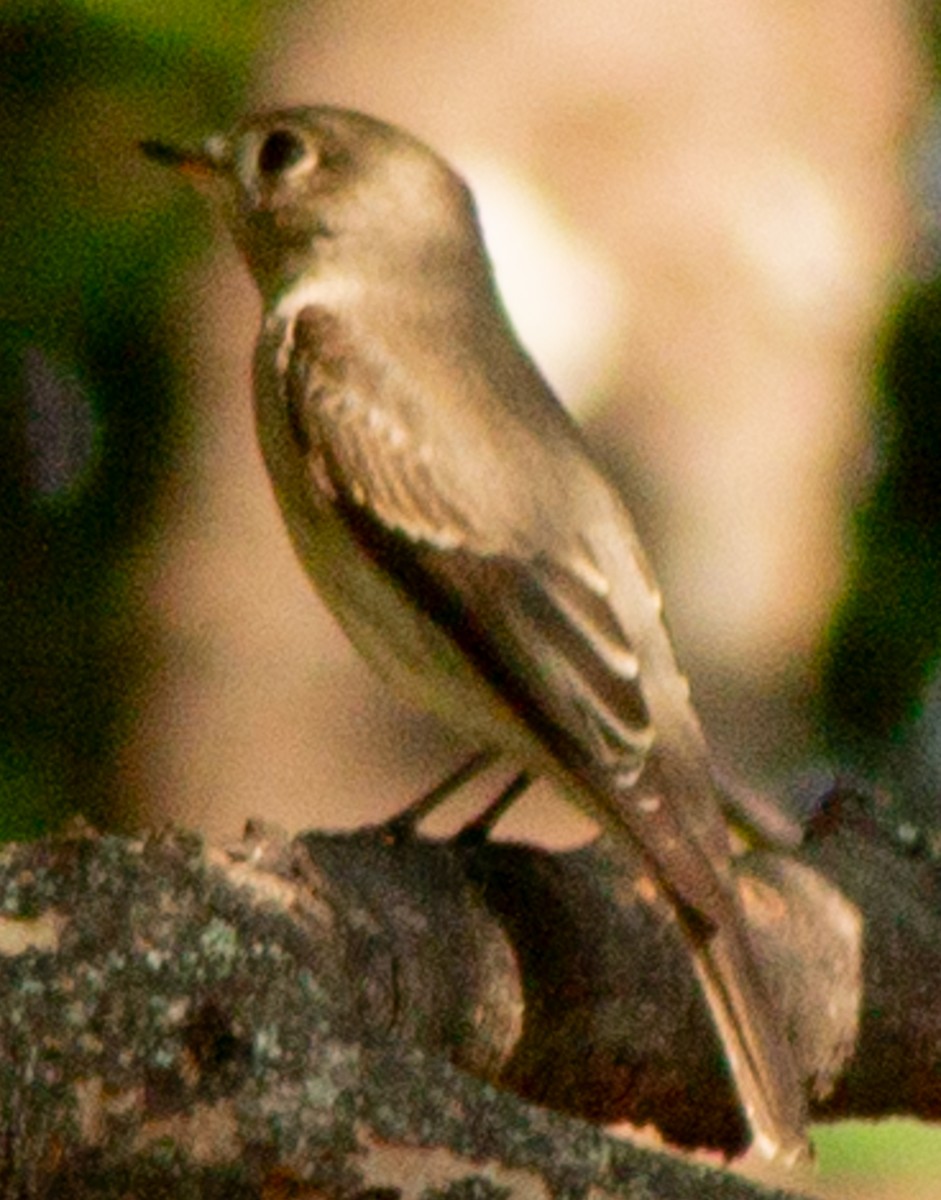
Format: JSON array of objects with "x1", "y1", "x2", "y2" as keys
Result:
[{"x1": 140, "y1": 134, "x2": 229, "y2": 183}]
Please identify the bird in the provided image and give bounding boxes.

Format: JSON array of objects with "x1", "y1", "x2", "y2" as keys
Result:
[{"x1": 141, "y1": 106, "x2": 807, "y2": 1162}]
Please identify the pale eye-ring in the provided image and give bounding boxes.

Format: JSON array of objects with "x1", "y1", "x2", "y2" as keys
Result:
[{"x1": 258, "y1": 129, "x2": 308, "y2": 175}]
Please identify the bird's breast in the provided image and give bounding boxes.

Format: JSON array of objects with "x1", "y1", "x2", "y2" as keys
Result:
[{"x1": 250, "y1": 313, "x2": 532, "y2": 752}]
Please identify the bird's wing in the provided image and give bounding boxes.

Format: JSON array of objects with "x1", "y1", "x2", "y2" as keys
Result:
[
  {"x1": 287, "y1": 307, "x2": 655, "y2": 745},
  {"x1": 285, "y1": 304, "x2": 733, "y2": 910}
]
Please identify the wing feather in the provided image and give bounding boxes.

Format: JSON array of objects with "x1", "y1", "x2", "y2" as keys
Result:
[{"x1": 286, "y1": 303, "x2": 656, "y2": 782}]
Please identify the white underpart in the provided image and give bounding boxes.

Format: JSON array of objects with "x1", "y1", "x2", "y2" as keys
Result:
[
  {"x1": 270, "y1": 271, "x2": 365, "y2": 324},
  {"x1": 268, "y1": 273, "x2": 366, "y2": 375}
]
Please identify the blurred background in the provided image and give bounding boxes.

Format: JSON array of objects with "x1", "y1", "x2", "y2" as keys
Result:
[{"x1": 1, "y1": 0, "x2": 940, "y2": 1193}]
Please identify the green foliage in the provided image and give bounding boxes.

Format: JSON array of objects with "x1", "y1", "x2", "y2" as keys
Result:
[
  {"x1": 0, "y1": 0, "x2": 281, "y2": 839},
  {"x1": 815, "y1": 1119, "x2": 941, "y2": 1184},
  {"x1": 822, "y1": 283, "x2": 941, "y2": 777}
]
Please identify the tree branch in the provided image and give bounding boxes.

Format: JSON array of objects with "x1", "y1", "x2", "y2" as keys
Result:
[{"x1": 0, "y1": 787, "x2": 937, "y2": 1197}]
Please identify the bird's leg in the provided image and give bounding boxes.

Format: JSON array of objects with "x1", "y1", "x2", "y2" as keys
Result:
[
  {"x1": 455, "y1": 771, "x2": 533, "y2": 848},
  {"x1": 382, "y1": 749, "x2": 498, "y2": 843}
]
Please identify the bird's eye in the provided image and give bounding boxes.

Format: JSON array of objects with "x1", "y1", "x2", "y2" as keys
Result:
[{"x1": 258, "y1": 129, "x2": 308, "y2": 175}]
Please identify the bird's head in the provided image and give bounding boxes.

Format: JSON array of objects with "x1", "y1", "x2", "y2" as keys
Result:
[{"x1": 142, "y1": 106, "x2": 485, "y2": 304}]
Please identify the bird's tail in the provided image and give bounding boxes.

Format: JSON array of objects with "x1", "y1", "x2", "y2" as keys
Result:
[
  {"x1": 631, "y1": 744, "x2": 809, "y2": 1162},
  {"x1": 687, "y1": 906, "x2": 809, "y2": 1164}
]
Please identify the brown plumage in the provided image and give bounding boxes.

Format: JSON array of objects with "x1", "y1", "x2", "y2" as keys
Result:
[{"x1": 143, "y1": 106, "x2": 808, "y2": 1162}]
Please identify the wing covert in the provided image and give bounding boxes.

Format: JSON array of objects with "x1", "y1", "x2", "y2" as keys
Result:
[{"x1": 284, "y1": 303, "x2": 656, "y2": 782}]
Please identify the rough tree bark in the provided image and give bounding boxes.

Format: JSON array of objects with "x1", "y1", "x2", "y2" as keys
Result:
[{"x1": 0, "y1": 785, "x2": 937, "y2": 1198}]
